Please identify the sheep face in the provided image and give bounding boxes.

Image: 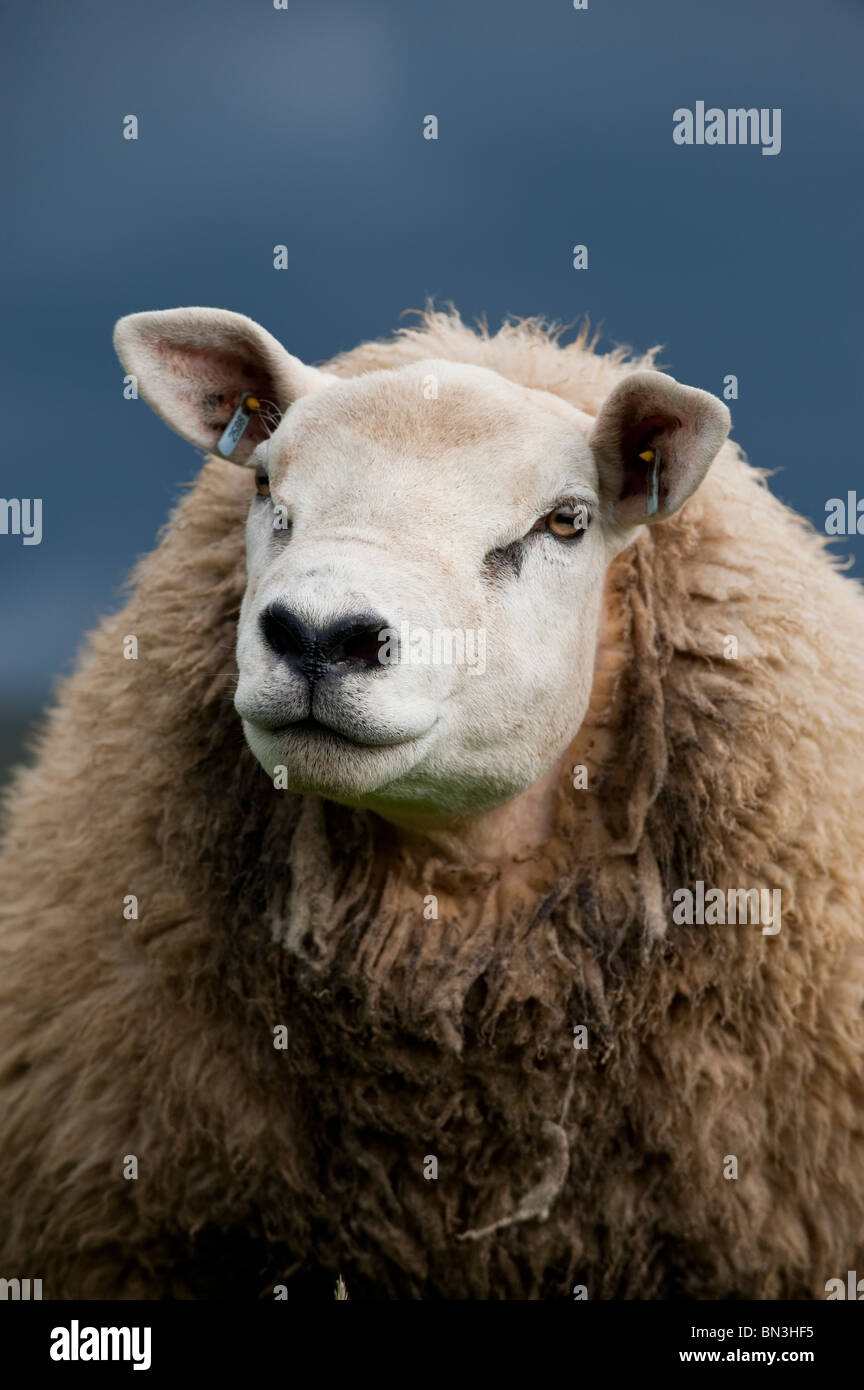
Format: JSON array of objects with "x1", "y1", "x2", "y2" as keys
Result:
[
  {"x1": 114, "y1": 309, "x2": 730, "y2": 825},
  {"x1": 233, "y1": 359, "x2": 624, "y2": 821}
]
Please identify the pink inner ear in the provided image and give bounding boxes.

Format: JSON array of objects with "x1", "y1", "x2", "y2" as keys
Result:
[{"x1": 156, "y1": 342, "x2": 278, "y2": 450}]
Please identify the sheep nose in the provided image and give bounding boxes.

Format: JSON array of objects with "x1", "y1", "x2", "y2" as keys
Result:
[{"x1": 260, "y1": 602, "x2": 389, "y2": 680}]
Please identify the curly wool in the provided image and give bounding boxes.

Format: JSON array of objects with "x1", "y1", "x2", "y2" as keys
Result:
[{"x1": 1, "y1": 308, "x2": 863, "y2": 1299}]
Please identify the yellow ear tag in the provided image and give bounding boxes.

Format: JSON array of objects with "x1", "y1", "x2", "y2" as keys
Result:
[
  {"x1": 638, "y1": 448, "x2": 655, "y2": 463},
  {"x1": 217, "y1": 393, "x2": 261, "y2": 458}
]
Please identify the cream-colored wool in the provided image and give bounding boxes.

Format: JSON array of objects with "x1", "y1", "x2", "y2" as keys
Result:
[{"x1": 0, "y1": 307, "x2": 862, "y2": 1299}]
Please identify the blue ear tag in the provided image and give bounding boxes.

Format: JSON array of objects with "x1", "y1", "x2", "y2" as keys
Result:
[
  {"x1": 217, "y1": 394, "x2": 260, "y2": 458},
  {"x1": 638, "y1": 446, "x2": 661, "y2": 517}
]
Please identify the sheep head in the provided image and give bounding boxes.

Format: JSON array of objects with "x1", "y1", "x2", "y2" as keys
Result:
[{"x1": 114, "y1": 308, "x2": 730, "y2": 826}]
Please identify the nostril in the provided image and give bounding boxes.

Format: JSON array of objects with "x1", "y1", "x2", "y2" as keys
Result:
[
  {"x1": 259, "y1": 604, "x2": 388, "y2": 676},
  {"x1": 328, "y1": 621, "x2": 387, "y2": 670},
  {"x1": 260, "y1": 603, "x2": 311, "y2": 662}
]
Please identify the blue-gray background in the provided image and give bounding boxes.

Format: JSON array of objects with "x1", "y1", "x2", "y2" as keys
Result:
[{"x1": 1, "y1": 0, "x2": 861, "y2": 780}]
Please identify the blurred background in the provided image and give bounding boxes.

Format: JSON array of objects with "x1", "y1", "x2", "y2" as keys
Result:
[{"x1": 1, "y1": 0, "x2": 862, "y2": 785}]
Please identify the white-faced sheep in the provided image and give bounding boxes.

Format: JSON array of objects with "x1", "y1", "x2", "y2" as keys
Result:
[{"x1": 0, "y1": 306, "x2": 862, "y2": 1299}]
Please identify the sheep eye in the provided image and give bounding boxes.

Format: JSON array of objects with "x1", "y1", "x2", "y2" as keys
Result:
[
  {"x1": 541, "y1": 503, "x2": 590, "y2": 539},
  {"x1": 254, "y1": 468, "x2": 271, "y2": 498}
]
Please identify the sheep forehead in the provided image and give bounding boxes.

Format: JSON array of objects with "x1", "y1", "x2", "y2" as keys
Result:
[{"x1": 264, "y1": 360, "x2": 597, "y2": 524}]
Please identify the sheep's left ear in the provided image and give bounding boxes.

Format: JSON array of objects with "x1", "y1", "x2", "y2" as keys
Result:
[{"x1": 589, "y1": 370, "x2": 731, "y2": 526}]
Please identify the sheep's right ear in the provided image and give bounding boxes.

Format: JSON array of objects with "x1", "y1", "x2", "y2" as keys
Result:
[{"x1": 113, "y1": 307, "x2": 335, "y2": 463}]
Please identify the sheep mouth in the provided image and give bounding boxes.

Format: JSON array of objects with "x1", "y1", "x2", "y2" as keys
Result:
[
  {"x1": 265, "y1": 716, "x2": 420, "y2": 750},
  {"x1": 277, "y1": 717, "x2": 377, "y2": 747}
]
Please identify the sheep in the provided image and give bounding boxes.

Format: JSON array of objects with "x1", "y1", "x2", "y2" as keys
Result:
[{"x1": 1, "y1": 304, "x2": 863, "y2": 1300}]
